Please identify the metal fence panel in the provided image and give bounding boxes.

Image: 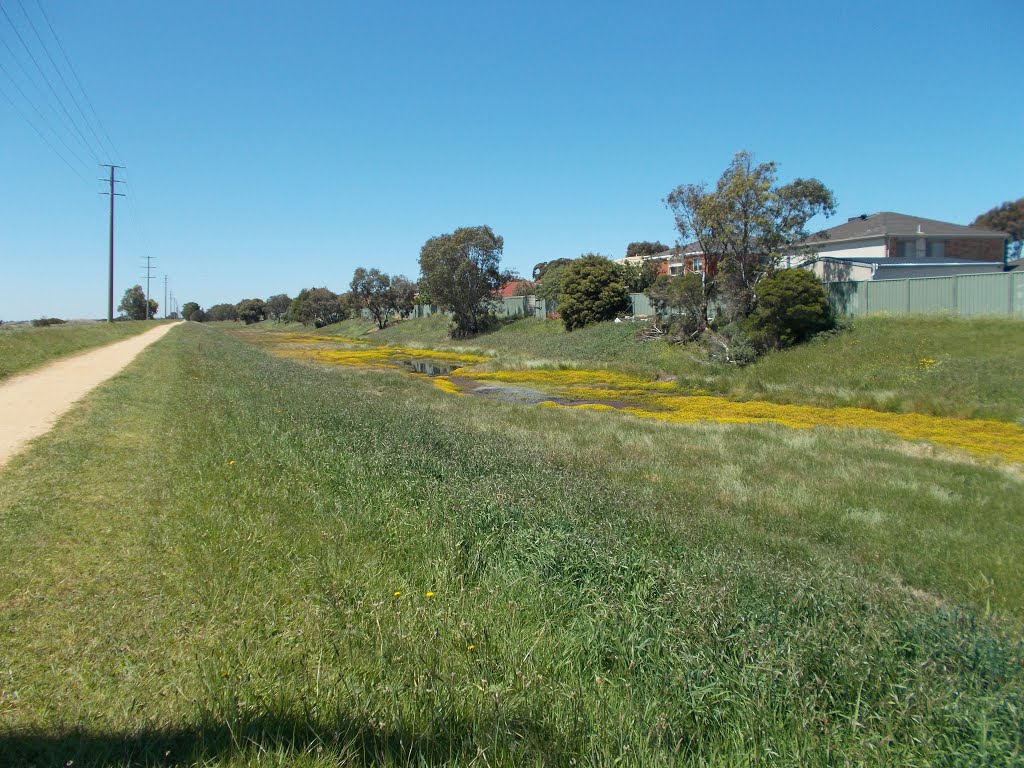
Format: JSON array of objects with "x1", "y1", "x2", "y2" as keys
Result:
[
  {"x1": 908, "y1": 276, "x2": 956, "y2": 314},
  {"x1": 499, "y1": 296, "x2": 528, "y2": 317},
  {"x1": 630, "y1": 293, "x2": 655, "y2": 316},
  {"x1": 827, "y1": 282, "x2": 864, "y2": 316},
  {"x1": 826, "y1": 271, "x2": 1022, "y2": 318},
  {"x1": 958, "y1": 273, "x2": 1013, "y2": 317},
  {"x1": 865, "y1": 280, "x2": 909, "y2": 315}
]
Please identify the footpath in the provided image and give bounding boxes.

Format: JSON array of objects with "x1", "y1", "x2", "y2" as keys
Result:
[{"x1": 0, "y1": 322, "x2": 180, "y2": 468}]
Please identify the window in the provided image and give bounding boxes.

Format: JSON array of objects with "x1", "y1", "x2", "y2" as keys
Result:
[
  {"x1": 928, "y1": 241, "x2": 945, "y2": 259},
  {"x1": 692, "y1": 257, "x2": 703, "y2": 273}
]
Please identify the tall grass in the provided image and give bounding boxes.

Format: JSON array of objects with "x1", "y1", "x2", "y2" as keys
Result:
[
  {"x1": 304, "y1": 314, "x2": 1024, "y2": 421},
  {"x1": 0, "y1": 320, "x2": 162, "y2": 380},
  {"x1": 1, "y1": 324, "x2": 1021, "y2": 766}
]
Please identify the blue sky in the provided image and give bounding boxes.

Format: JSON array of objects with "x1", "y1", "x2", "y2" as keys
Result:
[{"x1": 1, "y1": 0, "x2": 1020, "y2": 320}]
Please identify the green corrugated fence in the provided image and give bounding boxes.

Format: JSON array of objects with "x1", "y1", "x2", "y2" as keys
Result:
[{"x1": 826, "y1": 272, "x2": 1023, "y2": 318}]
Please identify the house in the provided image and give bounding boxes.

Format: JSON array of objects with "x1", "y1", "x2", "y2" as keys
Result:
[
  {"x1": 616, "y1": 244, "x2": 708, "y2": 277},
  {"x1": 617, "y1": 212, "x2": 1009, "y2": 283},
  {"x1": 497, "y1": 280, "x2": 532, "y2": 298},
  {"x1": 802, "y1": 212, "x2": 1008, "y2": 281}
]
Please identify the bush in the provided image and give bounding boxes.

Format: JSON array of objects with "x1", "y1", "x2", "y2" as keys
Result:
[
  {"x1": 558, "y1": 254, "x2": 631, "y2": 331},
  {"x1": 31, "y1": 317, "x2": 66, "y2": 327},
  {"x1": 746, "y1": 269, "x2": 834, "y2": 351},
  {"x1": 646, "y1": 273, "x2": 710, "y2": 339}
]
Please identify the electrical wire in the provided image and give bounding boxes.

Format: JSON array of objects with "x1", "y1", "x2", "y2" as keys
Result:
[
  {"x1": 0, "y1": 0, "x2": 102, "y2": 163},
  {"x1": 15, "y1": 0, "x2": 112, "y2": 163},
  {"x1": 0, "y1": 55, "x2": 92, "y2": 172},
  {"x1": 0, "y1": 77, "x2": 89, "y2": 184},
  {"x1": 32, "y1": 0, "x2": 120, "y2": 164}
]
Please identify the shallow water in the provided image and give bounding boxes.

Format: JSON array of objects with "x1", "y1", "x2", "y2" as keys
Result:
[
  {"x1": 402, "y1": 359, "x2": 458, "y2": 376},
  {"x1": 270, "y1": 335, "x2": 1024, "y2": 464}
]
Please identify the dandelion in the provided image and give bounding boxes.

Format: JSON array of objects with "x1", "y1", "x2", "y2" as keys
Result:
[
  {"x1": 425, "y1": 591, "x2": 435, "y2": 598},
  {"x1": 228, "y1": 460, "x2": 235, "y2": 465},
  {"x1": 393, "y1": 591, "x2": 401, "y2": 597},
  {"x1": 919, "y1": 357, "x2": 936, "y2": 368},
  {"x1": 467, "y1": 644, "x2": 475, "y2": 651}
]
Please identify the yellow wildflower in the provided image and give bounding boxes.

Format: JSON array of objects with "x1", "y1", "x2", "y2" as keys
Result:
[{"x1": 425, "y1": 591, "x2": 435, "y2": 598}]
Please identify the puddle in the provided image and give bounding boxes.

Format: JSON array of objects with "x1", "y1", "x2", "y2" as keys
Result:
[
  {"x1": 403, "y1": 359, "x2": 458, "y2": 376},
  {"x1": 449, "y1": 377, "x2": 633, "y2": 408},
  {"x1": 264, "y1": 334, "x2": 1024, "y2": 464}
]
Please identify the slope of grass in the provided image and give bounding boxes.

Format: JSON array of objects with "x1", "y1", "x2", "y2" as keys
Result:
[
  {"x1": 1, "y1": 323, "x2": 1022, "y2": 766},
  {"x1": 310, "y1": 314, "x2": 1024, "y2": 421},
  {"x1": 0, "y1": 320, "x2": 160, "y2": 380}
]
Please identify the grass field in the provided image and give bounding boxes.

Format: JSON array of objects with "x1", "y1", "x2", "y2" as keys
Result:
[
  {"x1": 279, "y1": 313, "x2": 1024, "y2": 422},
  {"x1": 0, "y1": 320, "x2": 162, "y2": 381},
  {"x1": 1, "y1": 323, "x2": 1022, "y2": 766}
]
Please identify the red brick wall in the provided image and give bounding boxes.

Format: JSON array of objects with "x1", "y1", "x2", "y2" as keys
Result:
[{"x1": 947, "y1": 238, "x2": 1005, "y2": 262}]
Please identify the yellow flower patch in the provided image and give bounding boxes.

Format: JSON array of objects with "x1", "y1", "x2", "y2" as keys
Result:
[
  {"x1": 430, "y1": 377, "x2": 464, "y2": 396},
  {"x1": 472, "y1": 369, "x2": 1024, "y2": 463},
  {"x1": 289, "y1": 345, "x2": 489, "y2": 371},
  {"x1": 463, "y1": 368, "x2": 676, "y2": 391}
]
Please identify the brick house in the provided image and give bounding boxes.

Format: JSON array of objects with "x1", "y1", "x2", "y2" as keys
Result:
[{"x1": 804, "y1": 212, "x2": 1008, "y2": 281}]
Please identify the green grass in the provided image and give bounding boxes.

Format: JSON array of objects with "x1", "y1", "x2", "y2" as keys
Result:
[
  {"x1": 0, "y1": 320, "x2": 162, "y2": 380},
  {"x1": 1, "y1": 323, "x2": 1022, "y2": 766},
  {"x1": 305, "y1": 314, "x2": 1024, "y2": 421}
]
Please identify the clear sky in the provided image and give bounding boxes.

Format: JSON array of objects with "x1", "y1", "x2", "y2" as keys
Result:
[{"x1": 1, "y1": 0, "x2": 1020, "y2": 320}]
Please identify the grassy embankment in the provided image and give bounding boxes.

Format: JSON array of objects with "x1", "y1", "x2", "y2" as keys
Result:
[
  {"x1": 289, "y1": 313, "x2": 1024, "y2": 422},
  {"x1": 0, "y1": 320, "x2": 162, "y2": 381},
  {"x1": 1, "y1": 323, "x2": 1022, "y2": 766}
]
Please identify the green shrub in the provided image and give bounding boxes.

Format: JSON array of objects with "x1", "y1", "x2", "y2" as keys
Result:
[
  {"x1": 31, "y1": 317, "x2": 65, "y2": 327},
  {"x1": 559, "y1": 254, "x2": 631, "y2": 331},
  {"x1": 746, "y1": 269, "x2": 834, "y2": 350}
]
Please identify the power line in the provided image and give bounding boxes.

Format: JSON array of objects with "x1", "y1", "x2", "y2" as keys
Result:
[
  {"x1": 0, "y1": 33, "x2": 95, "y2": 164},
  {"x1": 13, "y1": 0, "x2": 109, "y2": 161},
  {"x1": 0, "y1": 77, "x2": 88, "y2": 183},
  {"x1": 31, "y1": 0, "x2": 120, "y2": 163},
  {"x1": 0, "y1": 55, "x2": 92, "y2": 174},
  {"x1": 0, "y1": 0, "x2": 102, "y2": 163}
]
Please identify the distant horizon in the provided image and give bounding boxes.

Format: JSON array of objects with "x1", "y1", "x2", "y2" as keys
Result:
[{"x1": 3, "y1": 0, "x2": 1021, "y2": 320}]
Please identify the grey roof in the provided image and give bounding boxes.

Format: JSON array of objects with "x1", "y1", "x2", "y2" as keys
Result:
[
  {"x1": 811, "y1": 212, "x2": 1007, "y2": 243},
  {"x1": 819, "y1": 254, "x2": 1003, "y2": 268}
]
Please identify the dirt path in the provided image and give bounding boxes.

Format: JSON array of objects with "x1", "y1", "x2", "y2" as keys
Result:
[{"x1": 0, "y1": 322, "x2": 181, "y2": 468}]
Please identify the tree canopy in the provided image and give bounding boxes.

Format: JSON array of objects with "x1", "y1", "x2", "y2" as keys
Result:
[
  {"x1": 625, "y1": 241, "x2": 669, "y2": 260},
  {"x1": 235, "y1": 298, "x2": 267, "y2": 325},
  {"x1": 531, "y1": 258, "x2": 574, "y2": 281},
  {"x1": 290, "y1": 288, "x2": 346, "y2": 328},
  {"x1": 558, "y1": 254, "x2": 631, "y2": 331},
  {"x1": 665, "y1": 151, "x2": 835, "y2": 319},
  {"x1": 117, "y1": 285, "x2": 151, "y2": 320},
  {"x1": 619, "y1": 259, "x2": 664, "y2": 293},
  {"x1": 418, "y1": 225, "x2": 509, "y2": 337},
  {"x1": 265, "y1": 294, "x2": 292, "y2": 321},
  {"x1": 182, "y1": 302, "x2": 201, "y2": 321},
  {"x1": 535, "y1": 260, "x2": 573, "y2": 301},
  {"x1": 972, "y1": 198, "x2": 1024, "y2": 241},
  {"x1": 206, "y1": 303, "x2": 238, "y2": 322}
]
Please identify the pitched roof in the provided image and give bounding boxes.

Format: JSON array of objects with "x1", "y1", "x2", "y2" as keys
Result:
[
  {"x1": 498, "y1": 280, "x2": 530, "y2": 298},
  {"x1": 812, "y1": 212, "x2": 1007, "y2": 243}
]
